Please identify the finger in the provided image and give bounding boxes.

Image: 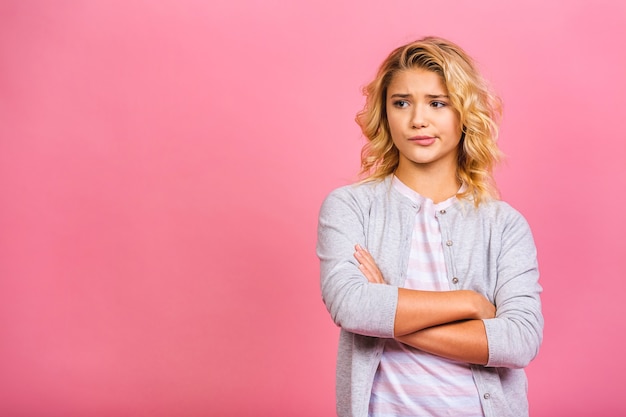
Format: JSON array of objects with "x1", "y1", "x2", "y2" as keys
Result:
[
  {"x1": 354, "y1": 247, "x2": 375, "y2": 271},
  {"x1": 356, "y1": 247, "x2": 378, "y2": 271},
  {"x1": 354, "y1": 249, "x2": 377, "y2": 281},
  {"x1": 354, "y1": 245, "x2": 383, "y2": 276},
  {"x1": 358, "y1": 262, "x2": 383, "y2": 284},
  {"x1": 354, "y1": 248, "x2": 384, "y2": 283}
]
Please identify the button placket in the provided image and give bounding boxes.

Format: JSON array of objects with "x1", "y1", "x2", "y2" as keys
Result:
[{"x1": 439, "y1": 211, "x2": 457, "y2": 288}]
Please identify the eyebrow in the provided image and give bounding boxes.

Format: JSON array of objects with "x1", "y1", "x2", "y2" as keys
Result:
[{"x1": 389, "y1": 93, "x2": 449, "y2": 99}]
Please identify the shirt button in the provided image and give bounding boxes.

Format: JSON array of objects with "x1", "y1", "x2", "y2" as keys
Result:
[
  {"x1": 483, "y1": 393, "x2": 491, "y2": 399},
  {"x1": 439, "y1": 209, "x2": 446, "y2": 214},
  {"x1": 452, "y1": 277, "x2": 459, "y2": 284},
  {"x1": 446, "y1": 240, "x2": 453, "y2": 246}
]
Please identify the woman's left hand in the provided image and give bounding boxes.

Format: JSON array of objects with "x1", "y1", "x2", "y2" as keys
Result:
[{"x1": 354, "y1": 244, "x2": 386, "y2": 284}]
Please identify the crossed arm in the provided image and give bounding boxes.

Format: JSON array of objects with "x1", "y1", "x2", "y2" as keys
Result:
[{"x1": 354, "y1": 244, "x2": 495, "y2": 365}]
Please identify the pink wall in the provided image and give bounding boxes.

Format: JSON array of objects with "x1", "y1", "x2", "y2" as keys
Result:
[{"x1": 1, "y1": 1, "x2": 625, "y2": 416}]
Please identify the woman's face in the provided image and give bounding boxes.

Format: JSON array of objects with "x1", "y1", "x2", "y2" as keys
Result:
[{"x1": 385, "y1": 68, "x2": 462, "y2": 175}]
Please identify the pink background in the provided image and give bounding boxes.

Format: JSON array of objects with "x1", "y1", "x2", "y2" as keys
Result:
[{"x1": 1, "y1": 1, "x2": 625, "y2": 416}]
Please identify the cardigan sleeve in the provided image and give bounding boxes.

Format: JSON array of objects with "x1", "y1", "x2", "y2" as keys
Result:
[
  {"x1": 316, "y1": 187, "x2": 398, "y2": 338},
  {"x1": 483, "y1": 208, "x2": 544, "y2": 368}
]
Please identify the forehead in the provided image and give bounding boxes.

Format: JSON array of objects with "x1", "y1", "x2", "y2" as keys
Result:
[{"x1": 387, "y1": 68, "x2": 447, "y2": 95}]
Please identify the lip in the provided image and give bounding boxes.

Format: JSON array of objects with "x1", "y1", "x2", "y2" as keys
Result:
[{"x1": 408, "y1": 136, "x2": 436, "y2": 145}]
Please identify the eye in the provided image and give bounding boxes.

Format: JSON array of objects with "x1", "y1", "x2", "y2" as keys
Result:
[
  {"x1": 431, "y1": 101, "x2": 447, "y2": 108},
  {"x1": 393, "y1": 100, "x2": 409, "y2": 108}
]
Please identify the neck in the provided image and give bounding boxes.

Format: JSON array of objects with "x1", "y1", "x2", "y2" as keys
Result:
[{"x1": 394, "y1": 162, "x2": 460, "y2": 204}]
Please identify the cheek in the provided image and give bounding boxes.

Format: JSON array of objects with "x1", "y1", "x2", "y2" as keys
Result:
[
  {"x1": 452, "y1": 114, "x2": 462, "y2": 135},
  {"x1": 386, "y1": 113, "x2": 402, "y2": 135},
  {"x1": 445, "y1": 116, "x2": 462, "y2": 138},
  {"x1": 455, "y1": 124, "x2": 463, "y2": 138},
  {"x1": 388, "y1": 123, "x2": 403, "y2": 143}
]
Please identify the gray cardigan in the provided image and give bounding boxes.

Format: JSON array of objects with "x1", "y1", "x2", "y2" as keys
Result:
[{"x1": 317, "y1": 176, "x2": 543, "y2": 417}]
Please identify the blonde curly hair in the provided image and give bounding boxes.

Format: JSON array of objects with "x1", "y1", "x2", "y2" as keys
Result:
[{"x1": 356, "y1": 36, "x2": 503, "y2": 205}]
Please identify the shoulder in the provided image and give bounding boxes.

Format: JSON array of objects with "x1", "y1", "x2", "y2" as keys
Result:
[
  {"x1": 320, "y1": 178, "x2": 391, "y2": 212},
  {"x1": 486, "y1": 199, "x2": 522, "y2": 215},
  {"x1": 457, "y1": 198, "x2": 533, "y2": 232},
  {"x1": 466, "y1": 198, "x2": 526, "y2": 220},
  {"x1": 472, "y1": 199, "x2": 535, "y2": 242}
]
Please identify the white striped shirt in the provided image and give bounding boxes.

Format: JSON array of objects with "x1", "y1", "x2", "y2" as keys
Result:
[{"x1": 368, "y1": 177, "x2": 484, "y2": 417}]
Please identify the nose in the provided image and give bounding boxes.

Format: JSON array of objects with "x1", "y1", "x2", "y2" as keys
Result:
[{"x1": 411, "y1": 105, "x2": 428, "y2": 129}]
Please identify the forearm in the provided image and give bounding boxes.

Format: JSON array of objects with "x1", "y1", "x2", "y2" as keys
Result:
[
  {"x1": 396, "y1": 319, "x2": 489, "y2": 365},
  {"x1": 393, "y1": 288, "x2": 492, "y2": 336}
]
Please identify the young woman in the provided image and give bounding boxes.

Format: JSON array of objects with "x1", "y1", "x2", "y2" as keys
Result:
[{"x1": 317, "y1": 37, "x2": 543, "y2": 417}]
